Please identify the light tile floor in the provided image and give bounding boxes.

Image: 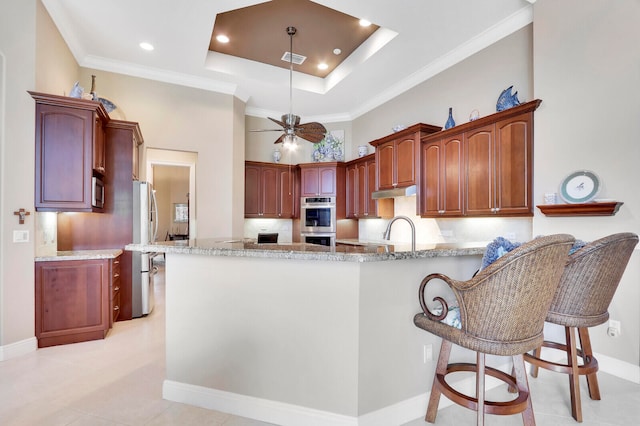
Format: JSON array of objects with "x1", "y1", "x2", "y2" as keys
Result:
[{"x1": 1, "y1": 264, "x2": 638, "y2": 425}]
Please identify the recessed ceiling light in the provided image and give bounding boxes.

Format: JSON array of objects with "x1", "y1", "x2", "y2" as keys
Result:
[
  {"x1": 333, "y1": 48, "x2": 342, "y2": 55},
  {"x1": 318, "y1": 63, "x2": 329, "y2": 70},
  {"x1": 216, "y1": 34, "x2": 230, "y2": 43},
  {"x1": 139, "y1": 42, "x2": 154, "y2": 51},
  {"x1": 359, "y1": 19, "x2": 371, "y2": 27}
]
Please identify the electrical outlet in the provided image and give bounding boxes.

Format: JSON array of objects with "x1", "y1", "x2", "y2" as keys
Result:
[
  {"x1": 13, "y1": 230, "x2": 29, "y2": 243},
  {"x1": 423, "y1": 344, "x2": 433, "y2": 363},
  {"x1": 607, "y1": 320, "x2": 621, "y2": 337}
]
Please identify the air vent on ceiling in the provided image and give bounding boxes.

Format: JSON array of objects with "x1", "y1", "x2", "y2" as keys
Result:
[{"x1": 281, "y1": 51, "x2": 306, "y2": 65}]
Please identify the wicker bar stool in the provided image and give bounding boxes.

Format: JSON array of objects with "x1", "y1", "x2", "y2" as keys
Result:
[
  {"x1": 523, "y1": 232, "x2": 638, "y2": 422},
  {"x1": 414, "y1": 234, "x2": 575, "y2": 425}
]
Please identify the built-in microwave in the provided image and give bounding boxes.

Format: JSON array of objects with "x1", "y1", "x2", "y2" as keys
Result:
[
  {"x1": 92, "y1": 177, "x2": 104, "y2": 208},
  {"x1": 300, "y1": 196, "x2": 336, "y2": 234}
]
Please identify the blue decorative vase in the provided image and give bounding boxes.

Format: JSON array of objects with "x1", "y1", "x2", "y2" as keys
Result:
[{"x1": 444, "y1": 107, "x2": 455, "y2": 129}]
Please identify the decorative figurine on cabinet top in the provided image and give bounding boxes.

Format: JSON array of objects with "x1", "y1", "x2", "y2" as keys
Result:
[
  {"x1": 496, "y1": 85, "x2": 521, "y2": 111},
  {"x1": 444, "y1": 107, "x2": 456, "y2": 129}
]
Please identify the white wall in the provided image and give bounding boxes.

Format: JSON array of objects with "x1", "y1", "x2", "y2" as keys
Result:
[{"x1": 532, "y1": 0, "x2": 640, "y2": 367}]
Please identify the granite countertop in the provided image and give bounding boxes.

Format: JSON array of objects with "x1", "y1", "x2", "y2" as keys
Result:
[
  {"x1": 35, "y1": 249, "x2": 123, "y2": 262},
  {"x1": 125, "y1": 238, "x2": 486, "y2": 263}
]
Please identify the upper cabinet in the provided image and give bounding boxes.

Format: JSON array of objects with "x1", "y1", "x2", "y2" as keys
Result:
[
  {"x1": 245, "y1": 161, "x2": 297, "y2": 219},
  {"x1": 420, "y1": 134, "x2": 463, "y2": 217},
  {"x1": 420, "y1": 100, "x2": 541, "y2": 217},
  {"x1": 369, "y1": 123, "x2": 441, "y2": 190},
  {"x1": 30, "y1": 92, "x2": 110, "y2": 212},
  {"x1": 299, "y1": 162, "x2": 345, "y2": 197},
  {"x1": 345, "y1": 154, "x2": 379, "y2": 218}
]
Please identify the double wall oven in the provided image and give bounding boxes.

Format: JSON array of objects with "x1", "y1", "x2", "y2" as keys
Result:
[{"x1": 300, "y1": 196, "x2": 336, "y2": 246}]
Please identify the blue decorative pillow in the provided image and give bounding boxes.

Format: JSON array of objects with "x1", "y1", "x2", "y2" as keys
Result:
[
  {"x1": 569, "y1": 240, "x2": 588, "y2": 255},
  {"x1": 481, "y1": 237, "x2": 522, "y2": 269},
  {"x1": 432, "y1": 305, "x2": 462, "y2": 329}
]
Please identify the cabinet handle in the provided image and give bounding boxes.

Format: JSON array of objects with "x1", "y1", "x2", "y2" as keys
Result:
[
  {"x1": 438, "y1": 210, "x2": 445, "y2": 215},
  {"x1": 96, "y1": 166, "x2": 105, "y2": 173},
  {"x1": 113, "y1": 305, "x2": 119, "y2": 311},
  {"x1": 114, "y1": 260, "x2": 120, "y2": 265},
  {"x1": 114, "y1": 273, "x2": 120, "y2": 278},
  {"x1": 114, "y1": 286, "x2": 120, "y2": 292}
]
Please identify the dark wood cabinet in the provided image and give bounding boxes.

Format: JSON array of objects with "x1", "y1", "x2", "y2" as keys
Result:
[
  {"x1": 421, "y1": 135, "x2": 463, "y2": 216},
  {"x1": 345, "y1": 154, "x2": 378, "y2": 218},
  {"x1": 299, "y1": 162, "x2": 346, "y2": 218},
  {"x1": 420, "y1": 100, "x2": 540, "y2": 217},
  {"x1": 299, "y1": 163, "x2": 343, "y2": 197},
  {"x1": 111, "y1": 255, "x2": 122, "y2": 325},
  {"x1": 370, "y1": 123, "x2": 441, "y2": 191},
  {"x1": 245, "y1": 161, "x2": 296, "y2": 218},
  {"x1": 57, "y1": 119, "x2": 143, "y2": 321},
  {"x1": 30, "y1": 92, "x2": 110, "y2": 212},
  {"x1": 35, "y1": 257, "x2": 114, "y2": 348}
]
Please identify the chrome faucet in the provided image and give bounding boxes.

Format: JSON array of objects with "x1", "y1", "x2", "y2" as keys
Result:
[{"x1": 383, "y1": 215, "x2": 416, "y2": 252}]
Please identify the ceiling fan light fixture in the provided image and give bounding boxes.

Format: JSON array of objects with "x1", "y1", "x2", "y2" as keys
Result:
[{"x1": 282, "y1": 134, "x2": 298, "y2": 150}]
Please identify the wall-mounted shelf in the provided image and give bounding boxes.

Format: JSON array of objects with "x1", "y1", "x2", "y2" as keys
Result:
[{"x1": 536, "y1": 202, "x2": 623, "y2": 217}]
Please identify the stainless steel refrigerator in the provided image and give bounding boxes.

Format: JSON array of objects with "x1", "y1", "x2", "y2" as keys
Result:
[{"x1": 132, "y1": 181, "x2": 158, "y2": 317}]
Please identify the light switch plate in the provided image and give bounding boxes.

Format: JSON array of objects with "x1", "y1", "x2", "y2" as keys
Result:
[{"x1": 13, "y1": 230, "x2": 29, "y2": 243}]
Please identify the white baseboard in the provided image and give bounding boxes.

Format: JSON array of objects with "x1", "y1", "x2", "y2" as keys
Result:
[
  {"x1": 596, "y1": 351, "x2": 640, "y2": 384},
  {"x1": 164, "y1": 352, "x2": 639, "y2": 426},
  {"x1": 163, "y1": 380, "x2": 358, "y2": 426},
  {"x1": 0, "y1": 337, "x2": 37, "y2": 361}
]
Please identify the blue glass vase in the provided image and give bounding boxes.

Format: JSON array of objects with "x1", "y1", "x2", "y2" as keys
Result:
[{"x1": 444, "y1": 107, "x2": 455, "y2": 129}]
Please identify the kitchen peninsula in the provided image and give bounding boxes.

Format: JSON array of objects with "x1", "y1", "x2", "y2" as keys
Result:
[{"x1": 127, "y1": 239, "x2": 485, "y2": 425}]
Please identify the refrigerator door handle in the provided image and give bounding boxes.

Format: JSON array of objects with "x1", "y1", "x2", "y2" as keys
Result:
[{"x1": 150, "y1": 187, "x2": 159, "y2": 242}]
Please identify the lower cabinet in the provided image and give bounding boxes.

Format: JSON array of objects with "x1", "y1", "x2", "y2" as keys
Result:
[{"x1": 35, "y1": 257, "x2": 115, "y2": 348}]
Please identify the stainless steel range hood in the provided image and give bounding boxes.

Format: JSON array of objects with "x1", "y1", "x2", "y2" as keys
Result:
[{"x1": 371, "y1": 185, "x2": 417, "y2": 199}]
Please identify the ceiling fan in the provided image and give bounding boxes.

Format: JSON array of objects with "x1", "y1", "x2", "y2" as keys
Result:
[{"x1": 251, "y1": 26, "x2": 327, "y2": 145}]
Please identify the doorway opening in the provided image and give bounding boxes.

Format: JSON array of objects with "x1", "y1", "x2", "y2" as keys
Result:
[{"x1": 145, "y1": 149, "x2": 197, "y2": 240}]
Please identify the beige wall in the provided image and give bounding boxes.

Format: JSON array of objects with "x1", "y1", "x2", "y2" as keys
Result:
[
  {"x1": 76, "y1": 68, "x2": 243, "y2": 239},
  {"x1": 532, "y1": 0, "x2": 640, "y2": 367}
]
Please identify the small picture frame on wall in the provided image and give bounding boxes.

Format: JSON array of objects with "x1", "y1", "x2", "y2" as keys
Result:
[{"x1": 174, "y1": 203, "x2": 188, "y2": 223}]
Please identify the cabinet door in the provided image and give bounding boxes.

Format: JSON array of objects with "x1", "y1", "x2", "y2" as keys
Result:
[
  {"x1": 244, "y1": 164, "x2": 261, "y2": 217},
  {"x1": 35, "y1": 104, "x2": 93, "y2": 210},
  {"x1": 356, "y1": 162, "x2": 367, "y2": 217},
  {"x1": 260, "y1": 167, "x2": 279, "y2": 217},
  {"x1": 422, "y1": 137, "x2": 462, "y2": 217},
  {"x1": 465, "y1": 124, "x2": 494, "y2": 215},
  {"x1": 345, "y1": 164, "x2": 357, "y2": 218},
  {"x1": 377, "y1": 142, "x2": 395, "y2": 189},
  {"x1": 494, "y1": 114, "x2": 531, "y2": 215},
  {"x1": 422, "y1": 142, "x2": 442, "y2": 216},
  {"x1": 300, "y1": 167, "x2": 320, "y2": 196},
  {"x1": 278, "y1": 167, "x2": 295, "y2": 218},
  {"x1": 395, "y1": 137, "x2": 416, "y2": 187},
  {"x1": 93, "y1": 115, "x2": 106, "y2": 174},
  {"x1": 35, "y1": 259, "x2": 110, "y2": 347},
  {"x1": 441, "y1": 136, "x2": 463, "y2": 216},
  {"x1": 318, "y1": 167, "x2": 337, "y2": 196},
  {"x1": 365, "y1": 159, "x2": 378, "y2": 217}
]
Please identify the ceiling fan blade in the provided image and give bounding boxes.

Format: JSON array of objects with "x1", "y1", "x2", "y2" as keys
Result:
[
  {"x1": 296, "y1": 122, "x2": 327, "y2": 134},
  {"x1": 295, "y1": 130, "x2": 325, "y2": 143},
  {"x1": 273, "y1": 134, "x2": 286, "y2": 144},
  {"x1": 294, "y1": 122, "x2": 327, "y2": 143},
  {"x1": 268, "y1": 117, "x2": 286, "y2": 128},
  {"x1": 249, "y1": 129, "x2": 285, "y2": 132}
]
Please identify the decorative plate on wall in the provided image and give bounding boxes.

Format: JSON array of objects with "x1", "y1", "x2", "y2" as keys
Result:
[{"x1": 559, "y1": 170, "x2": 600, "y2": 204}]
